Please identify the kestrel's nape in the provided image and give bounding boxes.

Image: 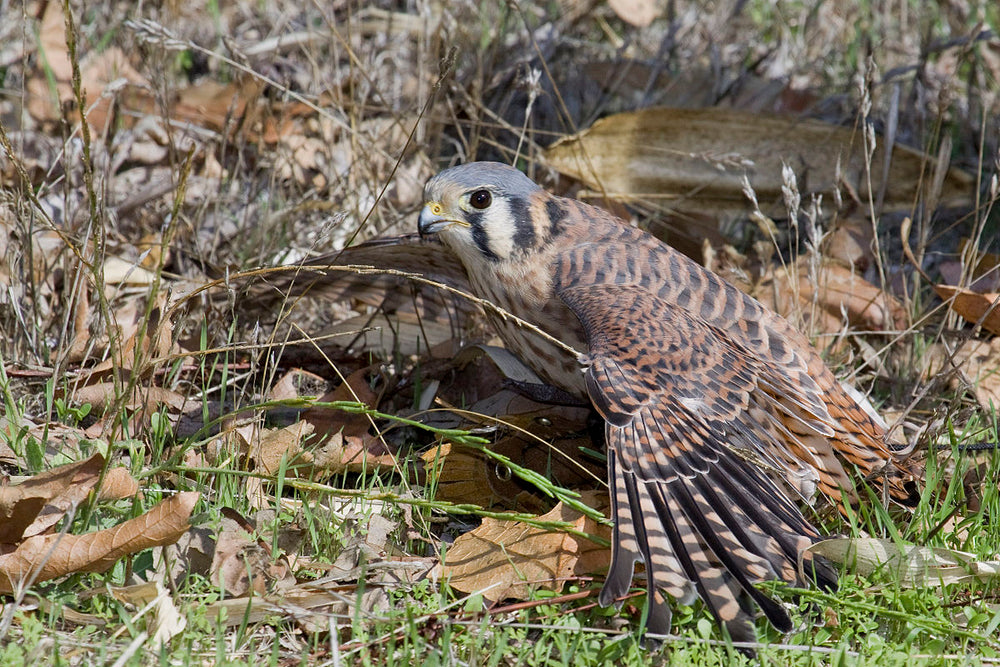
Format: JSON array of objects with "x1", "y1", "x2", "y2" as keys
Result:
[{"x1": 417, "y1": 161, "x2": 914, "y2": 643}]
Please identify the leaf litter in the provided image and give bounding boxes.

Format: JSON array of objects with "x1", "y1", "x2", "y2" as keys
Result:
[{"x1": 0, "y1": 0, "x2": 998, "y2": 660}]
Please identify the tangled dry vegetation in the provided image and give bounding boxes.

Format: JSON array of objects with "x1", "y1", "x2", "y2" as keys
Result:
[{"x1": 1, "y1": 0, "x2": 999, "y2": 664}]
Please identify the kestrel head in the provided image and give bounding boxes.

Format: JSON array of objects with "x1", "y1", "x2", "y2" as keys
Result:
[{"x1": 418, "y1": 162, "x2": 545, "y2": 263}]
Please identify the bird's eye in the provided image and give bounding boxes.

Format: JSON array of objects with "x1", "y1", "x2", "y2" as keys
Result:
[{"x1": 470, "y1": 189, "x2": 492, "y2": 209}]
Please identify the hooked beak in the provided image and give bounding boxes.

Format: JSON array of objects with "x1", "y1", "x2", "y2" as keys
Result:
[{"x1": 418, "y1": 203, "x2": 448, "y2": 237}]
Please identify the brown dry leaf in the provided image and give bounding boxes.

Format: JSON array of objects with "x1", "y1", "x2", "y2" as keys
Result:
[
  {"x1": 10, "y1": 458, "x2": 134, "y2": 537},
  {"x1": 27, "y1": 3, "x2": 77, "y2": 124},
  {"x1": 771, "y1": 258, "x2": 905, "y2": 331},
  {"x1": 267, "y1": 368, "x2": 330, "y2": 402},
  {"x1": 296, "y1": 369, "x2": 401, "y2": 477},
  {"x1": 825, "y1": 215, "x2": 876, "y2": 271},
  {"x1": 211, "y1": 517, "x2": 271, "y2": 597},
  {"x1": 323, "y1": 512, "x2": 401, "y2": 583},
  {"x1": 106, "y1": 580, "x2": 186, "y2": 649},
  {"x1": 0, "y1": 453, "x2": 104, "y2": 543},
  {"x1": 422, "y1": 442, "x2": 501, "y2": 508},
  {"x1": 275, "y1": 134, "x2": 331, "y2": 190},
  {"x1": 69, "y1": 383, "x2": 121, "y2": 414},
  {"x1": 164, "y1": 518, "x2": 295, "y2": 598},
  {"x1": 422, "y1": 434, "x2": 599, "y2": 513},
  {"x1": 224, "y1": 421, "x2": 313, "y2": 509},
  {"x1": 301, "y1": 368, "x2": 378, "y2": 440},
  {"x1": 437, "y1": 491, "x2": 611, "y2": 601},
  {"x1": 71, "y1": 291, "x2": 181, "y2": 369},
  {"x1": 71, "y1": 383, "x2": 190, "y2": 441},
  {"x1": 28, "y1": 5, "x2": 150, "y2": 129},
  {"x1": 96, "y1": 467, "x2": 141, "y2": 502},
  {"x1": 546, "y1": 107, "x2": 974, "y2": 220},
  {"x1": 57, "y1": 604, "x2": 106, "y2": 627},
  {"x1": 0, "y1": 491, "x2": 198, "y2": 594},
  {"x1": 934, "y1": 285, "x2": 1000, "y2": 335},
  {"x1": 207, "y1": 420, "x2": 260, "y2": 468},
  {"x1": 731, "y1": 256, "x2": 905, "y2": 341},
  {"x1": 221, "y1": 416, "x2": 396, "y2": 499},
  {"x1": 247, "y1": 421, "x2": 315, "y2": 476},
  {"x1": 171, "y1": 79, "x2": 265, "y2": 136},
  {"x1": 122, "y1": 291, "x2": 181, "y2": 371},
  {"x1": 258, "y1": 100, "x2": 319, "y2": 144},
  {"x1": 136, "y1": 233, "x2": 168, "y2": 272},
  {"x1": 200, "y1": 589, "x2": 342, "y2": 628},
  {"x1": 36, "y1": 4, "x2": 74, "y2": 81},
  {"x1": 65, "y1": 281, "x2": 92, "y2": 363},
  {"x1": 309, "y1": 431, "x2": 399, "y2": 476},
  {"x1": 607, "y1": 0, "x2": 662, "y2": 27},
  {"x1": 162, "y1": 526, "x2": 215, "y2": 587},
  {"x1": 75, "y1": 48, "x2": 150, "y2": 131},
  {"x1": 68, "y1": 296, "x2": 137, "y2": 366},
  {"x1": 102, "y1": 257, "x2": 159, "y2": 286}
]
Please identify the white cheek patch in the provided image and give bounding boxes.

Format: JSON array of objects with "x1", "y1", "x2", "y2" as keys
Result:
[{"x1": 482, "y1": 199, "x2": 517, "y2": 260}]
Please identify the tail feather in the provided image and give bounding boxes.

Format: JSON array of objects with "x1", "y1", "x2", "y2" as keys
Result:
[
  {"x1": 599, "y1": 416, "x2": 832, "y2": 641},
  {"x1": 653, "y1": 477, "x2": 794, "y2": 635}
]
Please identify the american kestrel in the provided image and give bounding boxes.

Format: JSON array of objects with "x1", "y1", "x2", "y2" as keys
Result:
[{"x1": 416, "y1": 161, "x2": 914, "y2": 643}]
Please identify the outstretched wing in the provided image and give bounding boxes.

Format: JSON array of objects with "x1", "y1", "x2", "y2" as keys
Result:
[
  {"x1": 239, "y1": 232, "x2": 475, "y2": 317},
  {"x1": 230, "y1": 233, "x2": 479, "y2": 357},
  {"x1": 559, "y1": 284, "x2": 839, "y2": 641}
]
